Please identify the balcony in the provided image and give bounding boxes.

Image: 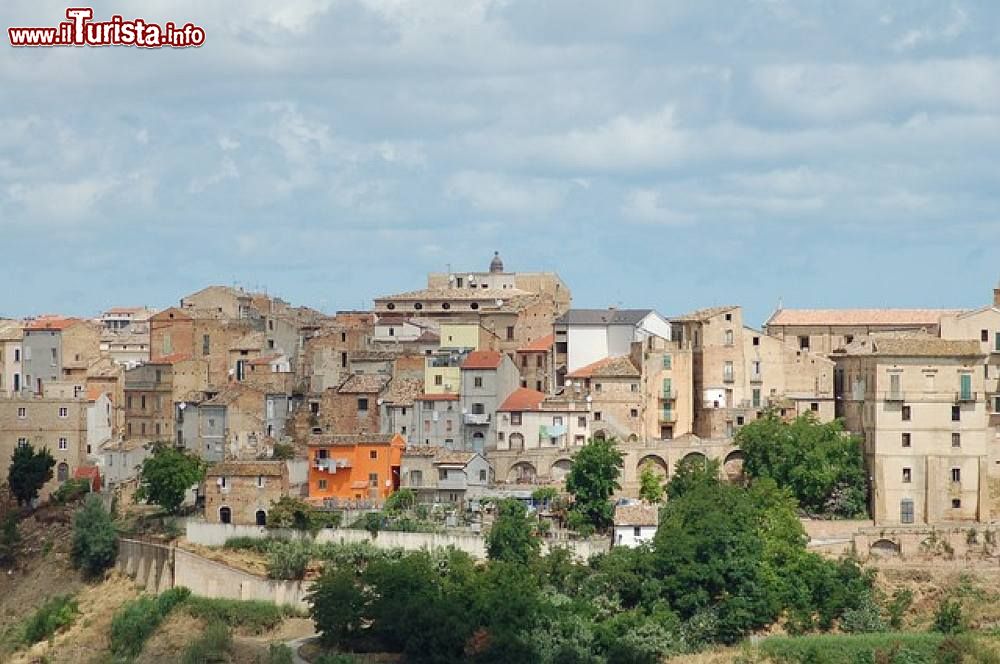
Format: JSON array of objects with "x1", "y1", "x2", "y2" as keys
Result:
[
  {"x1": 314, "y1": 458, "x2": 351, "y2": 473},
  {"x1": 464, "y1": 413, "x2": 491, "y2": 425},
  {"x1": 749, "y1": 372, "x2": 763, "y2": 384},
  {"x1": 722, "y1": 374, "x2": 735, "y2": 384},
  {"x1": 438, "y1": 476, "x2": 468, "y2": 490},
  {"x1": 955, "y1": 391, "x2": 978, "y2": 403},
  {"x1": 884, "y1": 391, "x2": 905, "y2": 402},
  {"x1": 660, "y1": 390, "x2": 677, "y2": 401},
  {"x1": 659, "y1": 410, "x2": 676, "y2": 423}
]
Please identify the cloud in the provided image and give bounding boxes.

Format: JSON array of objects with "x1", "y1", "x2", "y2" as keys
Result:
[
  {"x1": 620, "y1": 189, "x2": 694, "y2": 226},
  {"x1": 445, "y1": 170, "x2": 569, "y2": 216}
]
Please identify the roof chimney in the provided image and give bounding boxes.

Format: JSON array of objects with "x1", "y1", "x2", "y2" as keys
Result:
[{"x1": 994, "y1": 283, "x2": 1000, "y2": 308}]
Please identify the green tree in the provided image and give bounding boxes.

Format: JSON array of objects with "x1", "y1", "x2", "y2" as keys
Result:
[
  {"x1": 384, "y1": 488, "x2": 416, "y2": 514},
  {"x1": 0, "y1": 512, "x2": 20, "y2": 566},
  {"x1": 270, "y1": 443, "x2": 296, "y2": 460},
  {"x1": 665, "y1": 455, "x2": 720, "y2": 501},
  {"x1": 308, "y1": 566, "x2": 367, "y2": 648},
  {"x1": 638, "y1": 463, "x2": 665, "y2": 503},
  {"x1": 736, "y1": 410, "x2": 868, "y2": 517},
  {"x1": 269, "y1": 495, "x2": 319, "y2": 531},
  {"x1": 933, "y1": 597, "x2": 966, "y2": 634},
  {"x1": 487, "y1": 499, "x2": 540, "y2": 565},
  {"x1": 564, "y1": 436, "x2": 623, "y2": 533},
  {"x1": 71, "y1": 494, "x2": 118, "y2": 578},
  {"x1": 8, "y1": 444, "x2": 56, "y2": 507},
  {"x1": 135, "y1": 444, "x2": 206, "y2": 514}
]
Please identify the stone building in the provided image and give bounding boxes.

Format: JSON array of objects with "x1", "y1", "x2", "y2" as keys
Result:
[
  {"x1": 380, "y1": 376, "x2": 424, "y2": 444},
  {"x1": 613, "y1": 502, "x2": 659, "y2": 548},
  {"x1": 516, "y1": 334, "x2": 554, "y2": 394},
  {"x1": 833, "y1": 336, "x2": 989, "y2": 525},
  {"x1": 124, "y1": 357, "x2": 209, "y2": 445},
  {"x1": 319, "y1": 373, "x2": 390, "y2": 436},
  {"x1": 21, "y1": 317, "x2": 101, "y2": 396},
  {"x1": 0, "y1": 320, "x2": 22, "y2": 396},
  {"x1": 149, "y1": 307, "x2": 260, "y2": 388},
  {"x1": 189, "y1": 384, "x2": 268, "y2": 462},
  {"x1": 459, "y1": 350, "x2": 520, "y2": 453},
  {"x1": 413, "y1": 394, "x2": 462, "y2": 448},
  {"x1": 303, "y1": 314, "x2": 374, "y2": 392},
  {"x1": 204, "y1": 460, "x2": 290, "y2": 526},
  {"x1": 400, "y1": 449, "x2": 492, "y2": 506}
]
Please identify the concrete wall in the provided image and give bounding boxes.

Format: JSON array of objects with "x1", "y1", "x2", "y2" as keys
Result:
[{"x1": 185, "y1": 521, "x2": 610, "y2": 561}]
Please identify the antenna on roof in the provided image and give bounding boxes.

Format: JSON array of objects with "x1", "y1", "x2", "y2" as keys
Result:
[{"x1": 777, "y1": 296, "x2": 784, "y2": 310}]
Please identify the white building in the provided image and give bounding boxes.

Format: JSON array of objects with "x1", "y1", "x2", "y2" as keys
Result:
[
  {"x1": 554, "y1": 308, "x2": 671, "y2": 383},
  {"x1": 613, "y1": 501, "x2": 659, "y2": 547}
]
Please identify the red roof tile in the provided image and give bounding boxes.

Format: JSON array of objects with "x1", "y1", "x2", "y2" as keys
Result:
[
  {"x1": 85, "y1": 386, "x2": 106, "y2": 402},
  {"x1": 25, "y1": 317, "x2": 79, "y2": 331},
  {"x1": 518, "y1": 334, "x2": 554, "y2": 352},
  {"x1": 461, "y1": 350, "x2": 502, "y2": 370},
  {"x1": 498, "y1": 387, "x2": 546, "y2": 412},
  {"x1": 417, "y1": 393, "x2": 460, "y2": 401},
  {"x1": 567, "y1": 355, "x2": 640, "y2": 378}
]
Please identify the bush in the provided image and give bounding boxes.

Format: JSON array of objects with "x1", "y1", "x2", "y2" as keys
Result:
[
  {"x1": 840, "y1": 593, "x2": 886, "y2": 634},
  {"x1": 181, "y1": 621, "x2": 231, "y2": 664},
  {"x1": 52, "y1": 477, "x2": 92, "y2": 504},
  {"x1": 183, "y1": 596, "x2": 297, "y2": 634},
  {"x1": 384, "y1": 489, "x2": 416, "y2": 513},
  {"x1": 759, "y1": 632, "x2": 949, "y2": 663},
  {"x1": 266, "y1": 540, "x2": 312, "y2": 580},
  {"x1": 0, "y1": 513, "x2": 19, "y2": 566},
  {"x1": 932, "y1": 598, "x2": 965, "y2": 635},
  {"x1": 315, "y1": 655, "x2": 361, "y2": 664},
  {"x1": 887, "y1": 589, "x2": 913, "y2": 631},
  {"x1": 267, "y1": 643, "x2": 295, "y2": 664},
  {"x1": 109, "y1": 587, "x2": 191, "y2": 659},
  {"x1": 71, "y1": 494, "x2": 118, "y2": 578},
  {"x1": 21, "y1": 594, "x2": 79, "y2": 645}
]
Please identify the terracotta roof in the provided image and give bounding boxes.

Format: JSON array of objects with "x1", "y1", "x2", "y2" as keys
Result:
[
  {"x1": 614, "y1": 503, "x2": 659, "y2": 527},
  {"x1": 567, "y1": 355, "x2": 640, "y2": 379},
  {"x1": 519, "y1": 334, "x2": 554, "y2": 352},
  {"x1": 338, "y1": 373, "x2": 390, "y2": 394},
  {"x1": 308, "y1": 433, "x2": 402, "y2": 446},
  {"x1": 25, "y1": 317, "x2": 79, "y2": 331},
  {"x1": 765, "y1": 308, "x2": 960, "y2": 327},
  {"x1": 557, "y1": 309, "x2": 653, "y2": 326},
  {"x1": 416, "y1": 393, "x2": 459, "y2": 401},
  {"x1": 415, "y1": 330, "x2": 440, "y2": 343},
  {"x1": 0, "y1": 321, "x2": 23, "y2": 341},
  {"x1": 461, "y1": 350, "x2": 502, "y2": 370},
  {"x1": 836, "y1": 337, "x2": 984, "y2": 358},
  {"x1": 85, "y1": 386, "x2": 106, "y2": 402},
  {"x1": 670, "y1": 306, "x2": 738, "y2": 322},
  {"x1": 206, "y1": 461, "x2": 286, "y2": 477},
  {"x1": 383, "y1": 377, "x2": 425, "y2": 406},
  {"x1": 378, "y1": 287, "x2": 531, "y2": 301},
  {"x1": 498, "y1": 387, "x2": 546, "y2": 412},
  {"x1": 434, "y1": 450, "x2": 479, "y2": 466}
]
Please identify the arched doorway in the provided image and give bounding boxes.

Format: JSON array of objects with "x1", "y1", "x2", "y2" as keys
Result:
[
  {"x1": 638, "y1": 455, "x2": 668, "y2": 478},
  {"x1": 870, "y1": 539, "x2": 900, "y2": 558},
  {"x1": 57, "y1": 462, "x2": 69, "y2": 482},
  {"x1": 219, "y1": 506, "x2": 232, "y2": 524},
  {"x1": 550, "y1": 459, "x2": 573, "y2": 481},
  {"x1": 723, "y1": 450, "x2": 745, "y2": 482},
  {"x1": 472, "y1": 431, "x2": 485, "y2": 452},
  {"x1": 593, "y1": 430, "x2": 607, "y2": 442},
  {"x1": 507, "y1": 462, "x2": 537, "y2": 484},
  {"x1": 255, "y1": 510, "x2": 266, "y2": 526},
  {"x1": 509, "y1": 433, "x2": 525, "y2": 451}
]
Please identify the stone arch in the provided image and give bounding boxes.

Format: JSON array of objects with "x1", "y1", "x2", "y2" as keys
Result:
[
  {"x1": 550, "y1": 458, "x2": 573, "y2": 481},
  {"x1": 627, "y1": 434, "x2": 639, "y2": 443},
  {"x1": 57, "y1": 462, "x2": 69, "y2": 482},
  {"x1": 509, "y1": 433, "x2": 525, "y2": 451},
  {"x1": 680, "y1": 451, "x2": 707, "y2": 465},
  {"x1": 638, "y1": 454, "x2": 668, "y2": 478},
  {"x1": 507, "y1": 462, "x2": 537, "y2": 484},
  {"x1": 870, "y1": 539, "x2": 900, "y2": 558},
  {"x1": 723, "y1": 450, "x2": 745, "y2": 482},
  {"x1": 255, "y1": 510, "x2": 267, "y2": 526},
  {"x1": 472, "y1": 431, "x2": 485, "y2": 452},
  {"x1": 593, "y1": 430, "x2": 607, "y2": 442},
  {"x1": 219, "y1": 506, "x2": 232, "y2": 524}
]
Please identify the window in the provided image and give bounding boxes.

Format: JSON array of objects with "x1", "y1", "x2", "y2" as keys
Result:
[
  {"x1": 798, "y1": 335, "x2": 810, "y2": 350},
  {"x1": 982, "y1": 329, "x2": 990, "y2": 342},
  {"x1": 575, "y1": 435, "x2": 585, "y2": 445},
  {"x1": 438, "y1": 468, "x2": 448, "y2": 480},
  {"x1": 16, "y1": 438, "x2": 27, "y2": 448},
  {"x1": 220, "y1": 476, "x2": 228, "y2": 489},
  {"x1": 751, "y1": 388, "x2": 761, "y2": 408},
  {"x1": 13, "y1": 349, "x2": 19, "y2": 362},
  {"x1": 725, "y1": 312, "x2": 732, "y2": 321},
  {"x1": 901, "y1": 432, "x2": 911, "y2": 448},
  {"x1": 202, "y1": 334, "x2": 210, "y2": 355},
  {"x1": 901, "y1": 499, "x2": 914, "y2": 524},
  {"x1": 369, "y1": 450, "x2": 378, "y2": 459},
  {"x1": 594, "y1": 411, "x2": 602, "y2": 421},
  {"x1": 474, "y1": 376, "x2": 483, "y2": 388},
  {"x1": 810, "y1": 402, "x2": 819, "y2": 412},
  {"x1": 17, "y1": 407, "x2": 26, "y2": 419},
  {"x1": 902, "y1": 405, "x2": 911, "y2": 421},
  {"x1": 445, "y1": 419, "x2": 452, "y2": 432},
  {"x1": 553, "y1": 416, "x2": 563, "y2": 426},
  {"x1": 340, "y1": 352, "x2": 348, "y2": 368},
  {"x1": 952, "y1": 433, "x2": 961, "y2": 448},
  {"x1": 724, "y1": 330, "x2": 733, "y2": 346},
  {"x1": 434, "y1": 374, "x2": 443, "y2": 386},
  {"x1": 341, "y1": 332, "x2": 347, "y2": 342},
  {"x1": 752, "y1": 336, "x2": 759, "y2": 346},
  {"x1": 662, "y1": 355, "x2": 671, "y2": 369},
  {"x1": 141, "y1": 423, "x2": 146, "y2": 435},
  {"x1": 50, "y1": 348, "x2": 57, "y2": 365},
  {"x1": 630, "y1": 383, "x2": 638, "y2": 392},
  {"x1": 630, "y1": 408, "x2": 638, "y2": 418},
  {"x1": 141, "y1": 395, "x2": 146, "y2": 410},
  {"x1": 497, "y1": 431, "x2": 505, "y2": 441},
  {"x1": 951, "y1": 468, "x2": 961, "y2": 483},
  {"x1": 951, "y1": 405, "x2": 961, "y2": 422},
  {"x1": 633, "y1": 526, "x2": 642, "y2": 537},
  {"x1": 736, "y1": 415, "x2": 745, "y2": 425},
  {"x1": 723, "y1": 361, "x2": 734, "y2": 382},
  {"x1": 472, "y1": 403, "x2": 485, "y2": 414},
  {"x1": 595, "y1": 383, "x2": 602, "y2": 393},
  {"x1": 357, "y1": 398, "x2": 369, "y2": 412},
  {"x1": 155, "y1": 369, "x2": 162, "y2": 383},
  {"x1": 577, "y1": 416, "x2": 586, "y2": 427},
  {"x1": 479, "y1": 469, "x2": 487, "y2": 481},
  {"x1": 951, "y1": 498, "x2": 962, "y2": 509},
  {"x1": 369, "y1": 472, "x2": 379, "y2": 487},
  {"x1": 155, "y1": 423, "x2": 161, "y2": 435},
  {"x1": 536, "y1": 355, "x2": 543, "y2": 368},
  {"x1": 506, "y1": 326, "x2": 515, "y2": 341},
  {"x1": 511, "y1": 412, "x2": 522, "y2": 425},
  {"x1": 902, "y1": 468, "x2": 911, "y2": 483},
  {"x1": 318, "y1": 479, "x2": 327, "y2": 490}
]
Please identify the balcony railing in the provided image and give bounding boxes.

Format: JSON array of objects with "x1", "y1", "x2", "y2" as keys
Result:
[
  {"x1": 885, "y1": 391, "x2": 905, "y2": 402},
  {"x1": 955, "y1": 391, "x2": 977, "y2": 403},
  {"x1": 463, "y1": 413, "x2": 491, "y2": 425},
  {"x1": 660, "y1": 410, "x2": 676, "y2": 423},
  {"x1": 749, "y1": 372, "x2": 763, "y2": 384},
  {"x1": 660, "y1": 390, "x2": 677, "y2": 400},
  {"x1": 722, "y1": 374, "x2": 735, "y2": 383},
  {"x1": 438, "y1": 477, "x2": 468, "y2": 490}
]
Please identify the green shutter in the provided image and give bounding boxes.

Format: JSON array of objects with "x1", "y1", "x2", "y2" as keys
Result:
[
  {"x1": 662, "y1": 378, "x2": 671, "y2": 397},
  {"x1": 960, "y1": 374, "x2": 972, "y2": 400},
  {"x1": 662, "y1": 354, "x2": 671, "y2": 369}
]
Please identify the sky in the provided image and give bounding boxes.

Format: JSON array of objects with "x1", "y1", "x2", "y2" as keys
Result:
[{"x1": 3, "y1": 1, "x2": 1000, "y2": 328}]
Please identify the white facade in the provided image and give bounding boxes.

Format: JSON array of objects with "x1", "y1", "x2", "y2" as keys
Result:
[
  {"x1": 86, "y1": 392, "x2": 113, "y2": 456},
  {"x1": 613, "y1": 524, "x2": 657, "y2": 548},
  {"x1": 0, "y1": 337, "x2": 22, "y2": 396},
  {"x1": 564, "y1": 311, "x2": 671, "y2": 373}
]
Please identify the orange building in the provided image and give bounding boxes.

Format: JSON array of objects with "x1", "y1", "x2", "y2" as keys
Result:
[{"x1": 307, "y1": 433, "x2": 405, "y2": 503}]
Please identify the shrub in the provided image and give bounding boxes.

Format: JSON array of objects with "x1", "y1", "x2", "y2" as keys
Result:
[
  {"x1": 266, "y1": 540, "x2": 312, "y2": 580},
  {"x1": 315, "y1": 655, "x2": 361, "y2": 664},
  {"x1": 109, "y1": 587, "x2": 191, "y2": 658},
  {"x1": 52, "y1": 477, "x2": 91, "y2": 504},
  {"x1": 308, "y1": 566, "x2": 367, "y2": 648},
  {"x1": 887, "y1": 589, "x2": 913, "y2": 631},
  {"x1": 183, "y1": 596, "x2": 297, "y2": 634},
  {"x1": 21, "y1": 594, "x2": 79, "y2": 645},
  {"x1": 267, "y1": 643, "x2": 295, "y2": 664},
  {"x1": 932, "y1": 598, "x2": 965, "y2": 635},
  {"x1": 384, "y1": 488, "x2": 416, "y2": 513},
  {"x1": 71, "y1": 494, "x2": 118, "y2": 578},
  {"x1": 840, "y1": 594, "x2": 886, "y2": 634},
  {"x1": 0, "y1": 513, "x2": 19, "y2": 566},
  {"x1": 181, "y1": 621, "x2": 231, "y2": 664}
]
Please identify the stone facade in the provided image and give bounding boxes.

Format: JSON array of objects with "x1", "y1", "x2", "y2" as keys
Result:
[
  {"x1": 0, "y1": 393, "x2": 88, "y2": 497},
  {"x1": 204, "y1": 461, "x2": 290, "y2": 526}
]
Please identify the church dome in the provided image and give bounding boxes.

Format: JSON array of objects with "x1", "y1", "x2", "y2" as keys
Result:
[{"x1": 489, "y1": 251, "x2": 504, "y2": 273}]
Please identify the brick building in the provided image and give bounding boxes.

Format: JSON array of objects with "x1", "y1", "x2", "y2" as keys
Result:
[{"x1": 204, "y1": 460, "x2": 290, "y2": 525}]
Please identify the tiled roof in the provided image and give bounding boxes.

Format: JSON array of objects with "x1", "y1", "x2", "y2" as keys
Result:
[
  {"x1": 434, "y1": 450, "x2": 479, "y2": 466},
  {"x1": 519, "y1": 334, "x2": 554, "y2": 352},
  {"x1": 85, "y1": 386, "x2": 106, "y2": 402},
  {"x1": 352, "y1": 350, "x2": 401, "y2": 362},
  {"x1": 203, "y1": 384, "x2": 262, "y2": 406},
  {"x1": 567, "y1": 355, "x2": 640, "y2": 379},
  {"x1": 670, "y1": 306, "x2": 738, "y2": 322},
  {"x1": 417, "y1": 393, "x2": 460, "y2": 401},
  {"x1": 837, "y1": 337, "x2": 984, "y2": 358},
  {"x1": 338, "y1": 373, "x2": 390, "y2": 394},
  {"x1": 383, "y1": 377, "x2": 425, "y2": 406},
  {"x1": 765, "y1": 308, "x2": 960, "y2": 327},
  {"x1": 379, "y1": 287, "x2": 531, "y2": 301},
  {"x1": 498, "y1": 387, "x2": 546, "y2": 412},
  {"x1": 614, "y1": 503, "x2": 659, "y2": 527},
  {"x1": 415, "y1": 330, "x2": 440, "y2": 343},
  {"x1": 206, "y1": 461, "x2": 286, "y2": 477},
  {"x1": 25, "y1": 317, "x2": 79, "y2": 331},
  {"x1": 248, "y1": 354, "x2": 282, "y2": 366},
  {"x1": 556, "y1": 309, "x2": 652, "y2": 326},
  {"x1": 0, "y1": 321, "x2": 23, "y2": 341},
  {"x1": 308, "y1": 433, "x2": 402, "y2": 446},
  {"x1": 461, "y1": 350, "x2": 502, "y2": 370}
]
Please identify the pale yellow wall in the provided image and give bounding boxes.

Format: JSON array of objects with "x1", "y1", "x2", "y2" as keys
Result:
[{"x1": 439, "y1": 323, "x2": 481, "y2": 350}]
